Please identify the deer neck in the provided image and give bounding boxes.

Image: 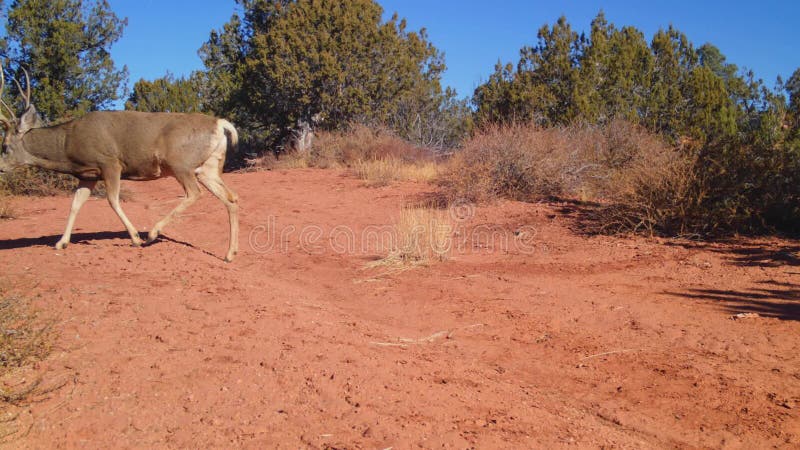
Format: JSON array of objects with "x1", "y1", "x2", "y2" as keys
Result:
[{"x1": 21, "y1": 126, "x2": 72, "y2": 173}]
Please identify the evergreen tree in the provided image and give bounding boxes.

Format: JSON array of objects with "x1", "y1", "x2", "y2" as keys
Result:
[
  {"x1": 645, "y1": 26, "x2": 697, "y2": 137},
  {"x1": 197, "y1": 13, "x2": 246, "y2": 125},
  {"x1": 473, "y1": 61, "x2": 517, "y2": 125},
  {"x1": 576, "y1": 12, "x2": 653, "y2": 123},
  {"x1": 125, "y1": 72, "x2": 203, "y2": 113},
  {"x1": 4, "y1": 0, "x2": 128, "y2": 122},
  {"x1": 517, "y1": 16, "x2": 581, "y2": 125},
  {"x1": 200, "y1": 0, "x2": 449, "y2": 148},
  {"x1": 785, "y1": 68, "x2": 800, "y2": 132}
]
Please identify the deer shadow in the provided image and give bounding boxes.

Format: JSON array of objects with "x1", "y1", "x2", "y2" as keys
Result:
[
  {"x1": 0, "y1": 231, "x2": 210, "y2": 257},
  {"x1": 665, "y1": 280, "x2": 800, "y2": 321},
  {"x1": 0, "y1": 231, "x2": 135, "y2": 250}
]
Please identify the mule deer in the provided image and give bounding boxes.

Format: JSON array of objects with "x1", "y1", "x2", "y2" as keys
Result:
[{"x1": 0, "y1": 69, "x2": 239, "y2": 262}]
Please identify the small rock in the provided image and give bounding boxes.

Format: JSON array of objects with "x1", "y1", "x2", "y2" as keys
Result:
[{"x1": 731, "y1": 312, "x2": 761, "y2": 320}]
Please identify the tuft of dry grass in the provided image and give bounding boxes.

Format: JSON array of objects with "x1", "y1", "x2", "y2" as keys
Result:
[
  {"x1": 0, "y1": 168, "x2": 134, "y2": 203},
  {"x1": 0, "y1": 288, "x2": 58, "y2": 444},
  {"x1": 0, "y1": 191, "x2": 13, "y2": 220},
  {"x1": 0, "y1": 167, "x2": 76, "y2": 197},
  {"x1": 353, "y1": 158, "x2": 439, "y2": 187},
  {"x1": 279, "y1": 123, "x2": 438, "y2": 174},
  {"x1": 370, "y1": 204, "x2": 453, "y2": 267}
]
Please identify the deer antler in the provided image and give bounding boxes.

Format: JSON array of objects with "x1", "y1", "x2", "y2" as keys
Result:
[
  {"x1": 12, "y1": 67, "x2": 31, "y2": 110},
  {"x1": 0, "y1": 66, "x2": 16, "y2": 129}
]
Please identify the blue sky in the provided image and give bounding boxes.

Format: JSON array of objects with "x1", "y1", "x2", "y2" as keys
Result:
[{"x1": 110, "y1": 0, "x2": 798, "y2": 103}]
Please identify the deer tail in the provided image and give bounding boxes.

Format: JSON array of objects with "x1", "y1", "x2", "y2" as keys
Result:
[{"x1": 218, "y1": 119, "x2": 238, "y2": 176}]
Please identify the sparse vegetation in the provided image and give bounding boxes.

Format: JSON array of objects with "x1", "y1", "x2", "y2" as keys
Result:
[
  {"x1": 353, "y1": 158, "x2": 439, "y2": 187},
  {"x1": 0, "y1": 168, "x2": 76, "y2": 197},
  {"x1": 370, "y1": 203, "x2": 452, "y2": 267},
  {"x1": 269, "y1": 124, "x2": 440, "y2": 186},
  {"x1": 439, "y1": 121, "x2": 699, "y2": 235},
  {"x1": 0, "y1": 0, "x2": 795, "y2": 239},
  {"x1": 0, "y1": 287, "x2": 57, "y2": 436},
  {"x1": 0, "y1": 190, "x2": 13, "y2": 220},
  {"x1": 0, "y1": 169, "x2": 134, "y2": 202},
  {"x1": 301, "y1": 124, "x2": 434, "y2": 168},
  {"x1": 470, "y1": 12, "x2": 800, "y2": 235}
]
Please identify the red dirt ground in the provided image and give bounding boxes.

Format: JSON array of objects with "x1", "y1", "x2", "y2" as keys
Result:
[{"x1": 1, "y1": 168, "x2": 799, "y2": 448}]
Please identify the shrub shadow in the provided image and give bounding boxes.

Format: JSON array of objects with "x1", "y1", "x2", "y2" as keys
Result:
[
  {"x1": 666, "y1": 280, "x2": 800, "y2": 321},
  {"x1": 663, "y1": 240, "x2": 800, "y2": 268}
]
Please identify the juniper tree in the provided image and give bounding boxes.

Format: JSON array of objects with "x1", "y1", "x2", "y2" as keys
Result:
[
  {"x1": 200, "y1": 0, "x2": 451, "y2": 148},
  {"x1": 4, "y1": 0, "x2": 128, "y2": 122}
]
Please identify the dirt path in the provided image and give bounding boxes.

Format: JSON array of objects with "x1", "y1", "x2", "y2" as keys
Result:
[{"x1": 1, "y1": 168, "x2": 799, "y2": 448}]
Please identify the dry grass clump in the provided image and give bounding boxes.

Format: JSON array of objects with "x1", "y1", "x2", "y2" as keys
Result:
[
  {"x1": 276, "y1": 124, "x2": 440, "y2": 184},
  {"x1": 311, "y1": 124, "x2": 434, "y2": 167},
  {"x1": 353, "y1": 158, "x2": 439, "y2": 187},
  {"x1": 0, "y1": 288, "x2": 56, "y2": 417},
  {"x1": 242, "y1": 152, "x2": 279, "y2": 171},
  {"x1": 371, "y1": 204, "x2": 453, "y2": 267},
  {"x1": 0, "y1": 167, "x2": 76, "y2": 196},
  {"x1": 0, "y1": 168, "x2": 134, "y2": 202},
  {"x1": 439, "y1": 120, "x2": 696, "y2": 234},
  {"x1": 0, "y1": 191, "x2": 13, "y2": 220}
]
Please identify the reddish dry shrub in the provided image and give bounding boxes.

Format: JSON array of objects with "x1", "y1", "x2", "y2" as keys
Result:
[
  {"x1": 440, "y1": 120, "x2": 696, "y2": 234},
  {"x1": 0, "y1": 168, "x2": 134, "y2": 202},
  {"x1": 0, "y1": 167, "x2": 76, "y2": 196},
  {"x1": 243, "y1": 152, "x2": 279, "y2": 171},
  {"x1": 297, "y1": 124, "x2": 434, "y2": 168},
  {"x1": 438, "y1": 123, "x2": 571, "y2": 202}
]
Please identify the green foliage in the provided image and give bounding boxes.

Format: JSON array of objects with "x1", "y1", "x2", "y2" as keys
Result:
[
  {"x1": 125, "y1": 72, "x2": 203, "y2": 113},
  {"x1": 197, "y1": 12, "x2": 247, "y2": 128},
  {"x1": 3, "y1": 0, "x2": 128, "y2": 122},
  {"x1": 472, "y1": 12, "x2": 800, "y2": 235},
  {"x1": 476, "y1": 16, "x2": 581, "y2": 126},
  {"x1": 199, "y1": 0, "x2": 458, "y2": 149},
  {"x1": 575, "y1": 12, "x2": 653, "y2": 124},
  {"x1": 785, "y1": 68, "x2": 800, "y2": 133}
]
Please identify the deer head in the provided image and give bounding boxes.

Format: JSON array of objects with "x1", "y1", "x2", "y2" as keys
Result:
[{"x1": 0, "y1": 67, "x2": 44, "y2": 173}]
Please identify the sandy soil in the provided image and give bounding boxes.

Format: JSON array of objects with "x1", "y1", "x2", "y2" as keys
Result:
[{"x1": 1, "y1": 168, "x2": 799, "y2": 448}]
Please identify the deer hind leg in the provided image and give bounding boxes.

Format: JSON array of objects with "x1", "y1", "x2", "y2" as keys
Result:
[
  {"x1": 103, "y1": 170, "x2": 142, "y2": 247},
  {"x1": 147, "y1": 172, "x2": 202, "y2": 244},
  {"x1": 55, "y1": 180, "x2": 97, "y2": 250},
  {"x1": 196, "y1": 157, "x2": 239, "y2": 262}
]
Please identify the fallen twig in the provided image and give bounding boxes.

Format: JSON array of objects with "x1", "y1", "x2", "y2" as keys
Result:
[
  {"x1": 370, "y1": 324, "x2": 485, "y2": 348},
  {"x1": 580, "y1": 348, "x2": 640, "y2": 361}
]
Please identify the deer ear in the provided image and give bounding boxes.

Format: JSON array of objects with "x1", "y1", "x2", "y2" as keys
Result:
[{"x1": 17, "y1": 105, "x2": 41, "y2": 133}]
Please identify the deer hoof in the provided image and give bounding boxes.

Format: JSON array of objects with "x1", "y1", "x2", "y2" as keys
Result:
[
  {"x1": 54, "y1": 241, "x2": 68, "y2": 250},
  {"x1": 146, "y1": 230, "x2": 160, "y2": 244},
  {"x1": 131, "y1": 238, "x2": 143, "y2": 248}
]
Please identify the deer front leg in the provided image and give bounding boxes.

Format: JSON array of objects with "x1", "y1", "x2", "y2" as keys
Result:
[
  {"x1": 55, "y1": 180, "x2": 97, "y2": 250},
  {"x1": 103, "y1": 172, "x2": 143, "y2": 247}
]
